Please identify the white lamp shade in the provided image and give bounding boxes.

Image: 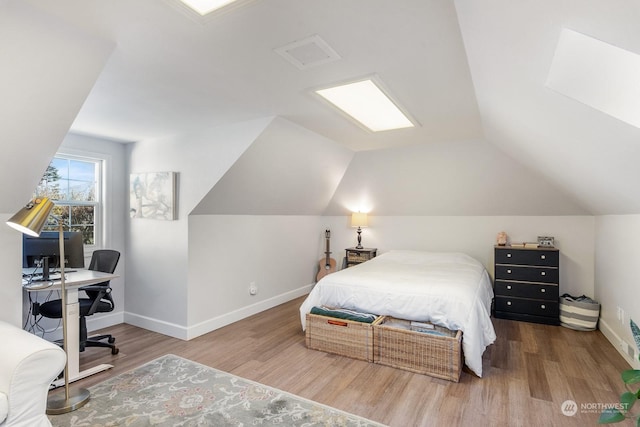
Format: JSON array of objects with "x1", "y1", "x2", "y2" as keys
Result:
[
  {"x1": 6, "y1": 197, "x2": 54, "y2": 237},
  {"x1": 351, "y1": 212, "x2": 368, "y2": 228}
]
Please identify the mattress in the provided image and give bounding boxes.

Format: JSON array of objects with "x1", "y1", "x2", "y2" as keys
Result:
[{"x1": 299, "y1": 250, "x2": 496, "y2": 377}]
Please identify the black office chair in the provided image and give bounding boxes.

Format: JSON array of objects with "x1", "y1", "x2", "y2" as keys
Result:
[{"x1": 39, "y1": 249, "x2": 121, "y2": 355}]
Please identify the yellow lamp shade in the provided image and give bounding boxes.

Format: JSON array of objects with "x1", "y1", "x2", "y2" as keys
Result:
[
  {"x1": 6, "y1": 197, "x2": 54, "y2": 237},
  {"x1": 351, "y1": 212, "x2": 368, "y2": 228}
]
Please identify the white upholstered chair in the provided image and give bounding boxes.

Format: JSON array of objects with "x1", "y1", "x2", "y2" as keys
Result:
[{"x1": 0, "y1": 320, "x2": 66, "y2": 427}]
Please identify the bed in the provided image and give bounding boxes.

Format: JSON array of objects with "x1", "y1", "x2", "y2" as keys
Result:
[{"x1": 299, "y1": 250, "x2": 496, "y2": 377}]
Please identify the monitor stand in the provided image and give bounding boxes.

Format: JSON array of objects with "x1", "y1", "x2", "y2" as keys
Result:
[
  {"x1": 42, "y1": 257, "x2": 50, "y2": 281},
  {"x1": 31, "y1": 257, "x2": 51, "y2": 282}
]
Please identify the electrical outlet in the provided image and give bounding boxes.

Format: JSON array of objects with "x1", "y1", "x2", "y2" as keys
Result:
[
  {"x1": 249, "y1": 282, "x2": 258, "y2": 296},
  {"x1": 628, "y1": 343, "x2": 636, "y2": 359},
  {"x1": 619, "y1": 340, "x2": 636, "y2": 359}
]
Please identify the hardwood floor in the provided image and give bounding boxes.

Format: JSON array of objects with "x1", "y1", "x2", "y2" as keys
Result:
[{"x1": 70, "y1": 296, "x2": 630, "y2": 426}]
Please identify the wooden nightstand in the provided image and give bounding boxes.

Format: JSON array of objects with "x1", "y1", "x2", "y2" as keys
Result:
[
  {"x1": 493, "y1": 245, "x2": 560, "y2": 325},
  {"x1": 344, "y1": 247, "x2": 377, "y2": 268}
]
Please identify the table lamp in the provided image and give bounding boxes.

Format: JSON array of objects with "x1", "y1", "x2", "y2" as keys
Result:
[
  {"x1": 351, "y1": 212, "x2": 368, "y2": 249},
  {"x1": 6, "y1": 197, "x2": 90, "y2": 414}
]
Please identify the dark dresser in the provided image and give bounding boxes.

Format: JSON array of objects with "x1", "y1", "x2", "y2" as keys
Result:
[{"x1": 493, "y1": 245, "x2": 560, "y2": 325}]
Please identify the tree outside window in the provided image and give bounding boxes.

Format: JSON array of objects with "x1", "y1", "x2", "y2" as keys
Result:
[{"x1": 35, "y1": 156, "x2": 100, "y2": 246}]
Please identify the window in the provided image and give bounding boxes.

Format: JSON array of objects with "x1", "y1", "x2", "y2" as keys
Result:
[
  {"x1": 546, "y1": 28, "x2": 640, "y2": 129},
  {"x1": 35, "y1": 155, "x2": 102, "y2": 247}
]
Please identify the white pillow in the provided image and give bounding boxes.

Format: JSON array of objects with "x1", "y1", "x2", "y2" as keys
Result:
[{"x1": 0, "y1": 391, "x2": 7, "y2": 423}]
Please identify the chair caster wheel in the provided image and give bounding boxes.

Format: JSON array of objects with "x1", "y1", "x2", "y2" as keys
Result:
[
  {"x1": 112, "y1": 347, "x2": 119, "y2": 355},
  {"x1": 108, "y1": 337, "x2": 115, "y2": 344}
]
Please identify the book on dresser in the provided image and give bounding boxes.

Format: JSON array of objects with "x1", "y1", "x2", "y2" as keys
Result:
[{"x1": 493, "y1": 245, "x2": 560, "y2": 325}]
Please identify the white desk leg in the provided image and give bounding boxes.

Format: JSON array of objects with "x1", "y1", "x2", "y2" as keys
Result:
[
  {"x1": 51, "y1": 287, "x2": 113, "y2": 388},
  {"x1": 65, "y1": 298, "x2": 80, "y2": 378},
  {"x1": 52, "y1": 364, "x2": 114, "y2": 388}
]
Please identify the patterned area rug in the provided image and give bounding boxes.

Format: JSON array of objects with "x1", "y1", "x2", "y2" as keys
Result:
[{"x1": 49, "y1": 354, "x2": 386, "y2": 426}]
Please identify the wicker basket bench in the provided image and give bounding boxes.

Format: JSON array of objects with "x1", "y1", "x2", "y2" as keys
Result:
[
  {"x1": 305, "y1": 313, "x2": 380, "y2": 362},
  {"x1": 305, "y1": 312, "x2": 462, "y2": 382},
  {"x1": 373, "y1": 317, "x2": 463, "y2": 382}
]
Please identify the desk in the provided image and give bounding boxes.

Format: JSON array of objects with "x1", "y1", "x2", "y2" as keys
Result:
[{"x1": 23, "y1": 269, "x2": 119, "y2": 387}]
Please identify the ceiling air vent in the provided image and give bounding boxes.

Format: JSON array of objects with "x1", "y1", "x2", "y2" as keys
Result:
[{"x1": 274, "y1": 35, "x2": 341, "y2": 70}]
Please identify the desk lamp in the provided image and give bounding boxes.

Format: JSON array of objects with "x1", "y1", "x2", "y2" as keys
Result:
[
  {"x1": 351, "y1": 212, "x2": 368, "y2": 249},
  {"x1": 6, "y1": 197, "x2": 90, "y2": 414}
]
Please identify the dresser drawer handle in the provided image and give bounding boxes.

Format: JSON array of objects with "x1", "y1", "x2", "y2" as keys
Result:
[
  {"x1": 540, "y1": 288, "x2": 545, "y2": 293},
  {"x1": 507, "y1": 301, "x2": 512, "y2": 306},
  {"x1": 506, "y1": 285, "x2": 512, "y2": 290},
  {"x1": 541, "y1": 255, "x2": 546, "y2": 260},
  {"x1": 541, "y1": 271, "x2": 546, "y2": 276},
  {"x1": 541, "y1": 304, "x2": 546, "y2": 309},
  {"x1": 507, "y1": 269, "x2": 512, "y2": 274}
]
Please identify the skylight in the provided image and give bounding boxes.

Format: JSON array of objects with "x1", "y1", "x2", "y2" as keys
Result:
[
  {"x1": 179, "y1": 0, "x2": 239, "y2": 16},
  {"x1": 315, "y1": 79, "x2": 415, "y2": 132},
  {"x1": 546, "y1": 28, "x2": 640, "y2": 129}
]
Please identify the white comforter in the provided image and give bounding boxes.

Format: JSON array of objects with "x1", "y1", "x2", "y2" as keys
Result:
[{"x1": 299, "y1": 250, "x2": 496, "y2": 377}]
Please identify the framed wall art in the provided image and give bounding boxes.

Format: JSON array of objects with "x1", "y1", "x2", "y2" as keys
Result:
[{"x1": 129, "y1": 172, "x2": 177, "y2": 220}]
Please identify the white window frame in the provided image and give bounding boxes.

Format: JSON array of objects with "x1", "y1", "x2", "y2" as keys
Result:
[{"x1": 40, "y1": 149, "x2": 110, "y2": 256}]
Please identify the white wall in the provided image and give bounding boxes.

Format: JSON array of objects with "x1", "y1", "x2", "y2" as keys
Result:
[
  {"x1": 124, "y1": 118, "x2": 271, "y2": 337},
  {"x1": 184, "y1": 118, "x2": 353, "y2": 338},
  {"x1": 0, "y1": 216, "x2": 24, "y2": 325},
  {"x1": 321, "y1": 215, "x2": 595, "y2": 296},
  {"x1": 325, "y1": 138, "x2": 589, "y2": 216},
  {"x1": 184, "y1": 213, "x2": 594, "y2": 340},
  {"x1": 595, "y1": 215, "x2": 640, "y2": 369},
  {"x1": 187, "y1": 215, "x2": 320, "y2": 338},
  {"x1": 193, "y1": 118, "x2": 354, "y2": 215}
]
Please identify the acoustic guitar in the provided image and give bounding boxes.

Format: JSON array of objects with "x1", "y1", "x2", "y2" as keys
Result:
[{"x1": 316, "y1": 229, "x2": 337, "y2": 281}]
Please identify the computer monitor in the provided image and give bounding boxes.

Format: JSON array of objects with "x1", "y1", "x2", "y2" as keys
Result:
[{"x1": 23, "y1": 231, "x2": 85, "y2": 279}]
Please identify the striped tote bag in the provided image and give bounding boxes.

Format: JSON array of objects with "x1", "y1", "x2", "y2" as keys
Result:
[{"x1": 559, "y1": 294, "x2": 600, "y2": 331}]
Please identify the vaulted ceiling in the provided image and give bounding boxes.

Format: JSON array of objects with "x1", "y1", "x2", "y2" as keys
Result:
[
  {"x1": 7, "y1": 0, "x2": 640, "y2": 215},
  {"x1": 22, "y1": 0, "x2": 482, "y2": 151}
]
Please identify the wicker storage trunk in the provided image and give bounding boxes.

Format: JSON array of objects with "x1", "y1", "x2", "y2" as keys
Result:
[
  {"x1": 373, "y1": 317, "x2": 463, "y2": 382},
  {"x1": 305, "y1": 313, "x2": 379, "y2": 362}
]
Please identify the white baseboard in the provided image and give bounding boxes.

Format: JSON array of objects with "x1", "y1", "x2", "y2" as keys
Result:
[
  {"x1": 599, "y1": 318, "x2": 640, "y2": 370},
  {"x1": 86, "y1": 311, "x2": 124, "y2": 331},
  {"x1": 185, "y1": 284, "x2": 313, "y2": 339},
  {"x1": 124, "y1": 284, "x2": 314, "y2": 341},
  {"x1": 123, "y1": 311, "x2": 188, "y2": 340}
]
